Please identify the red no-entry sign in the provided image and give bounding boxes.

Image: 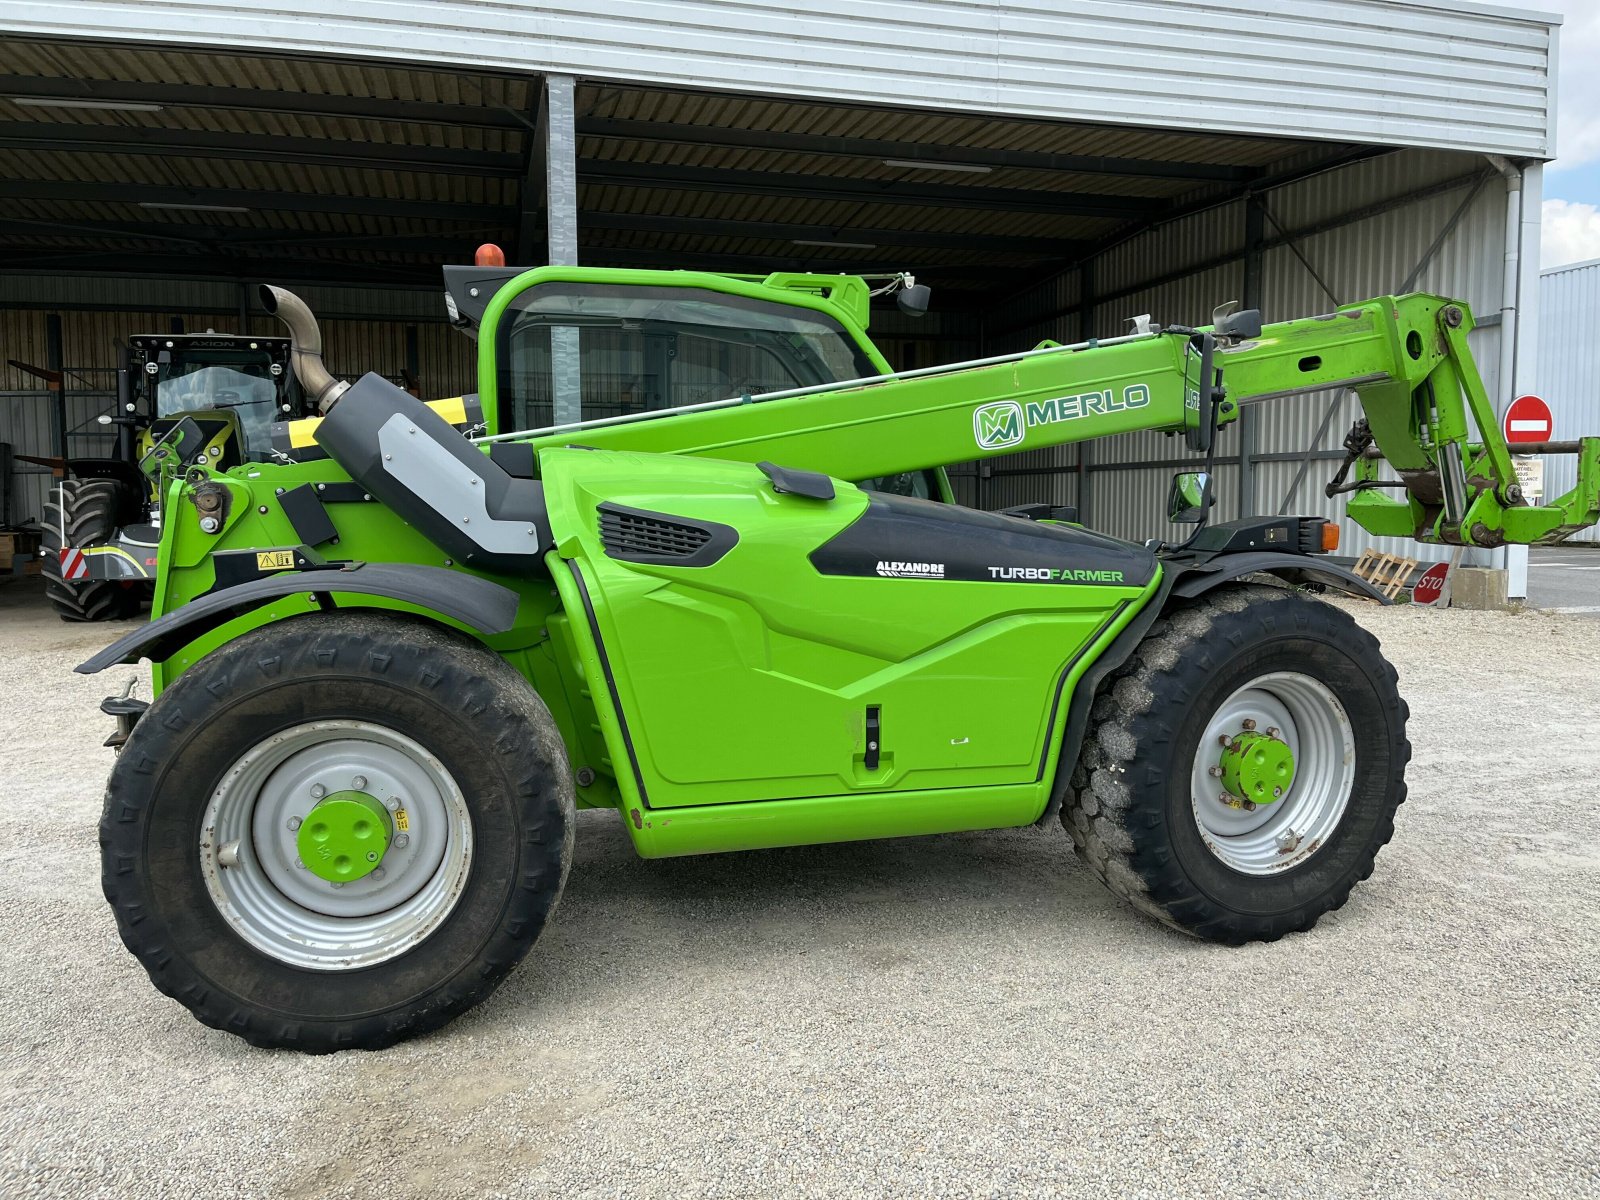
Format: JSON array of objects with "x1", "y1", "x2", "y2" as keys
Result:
[
  {"x1": 1412, "y1": 561, "x2": 1449, "y2": 606},
  {"x1": 1503, "y1": 394, "x2": 1553, "y2": 444}
]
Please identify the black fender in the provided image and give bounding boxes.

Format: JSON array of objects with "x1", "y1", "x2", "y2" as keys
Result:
[
  {"x1": 1167, "y1": 551, "x2": 1390, "y2": 603},
  {"x1": 1039, "y1": 550, "x2": 1385, "y2": 826},
  {"x1": 76, "y1": 563, "x2": 520, "y2": 674}
]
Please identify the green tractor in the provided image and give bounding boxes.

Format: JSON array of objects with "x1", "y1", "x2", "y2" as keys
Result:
[
  {"x1": 81, "y1": 263, "x2": 1600, "y2": 1052},
  {"x1": 42, "y1": 330, "x2": 304, "y2": 621}
]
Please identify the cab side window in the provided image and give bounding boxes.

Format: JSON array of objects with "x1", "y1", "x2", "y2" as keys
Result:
[{"x1": 497, "y1": 283, "x2": 876, "y2": 432}]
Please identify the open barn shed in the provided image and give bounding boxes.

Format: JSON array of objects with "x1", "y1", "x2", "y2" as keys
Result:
[{"x1": 0, "y1": 0, "x2": 1559, "y2": 593}]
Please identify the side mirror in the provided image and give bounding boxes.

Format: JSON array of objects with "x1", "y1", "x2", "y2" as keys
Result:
[
  {"x1": 1168, "y1": 471, "x2": 1214, "y2": 524},
  {"x1": 896, "y1": 283, "x2": 931, "y2": 318}
]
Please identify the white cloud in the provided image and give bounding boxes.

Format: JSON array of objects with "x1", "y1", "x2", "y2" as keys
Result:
[
  {"x1": 1542, "y1": 198, "x2": 1600, "y2": 268},
  {"x1": 1546, "y1": 3, "x2": 1600, "y2": 169}
]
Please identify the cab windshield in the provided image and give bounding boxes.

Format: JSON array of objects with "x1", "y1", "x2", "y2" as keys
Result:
[{"x1": 154, "y1": 352, "x2": 283, "y2": 457}]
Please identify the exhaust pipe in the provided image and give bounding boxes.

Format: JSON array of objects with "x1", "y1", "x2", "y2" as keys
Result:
[{"x1": 258, "y1": 284, "x2": 349, "y2": 413}]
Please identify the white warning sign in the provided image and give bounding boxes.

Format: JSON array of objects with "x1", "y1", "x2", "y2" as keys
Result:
[{"x1": 1512, "y1": 455, "x2": 1544, "y2": 503}]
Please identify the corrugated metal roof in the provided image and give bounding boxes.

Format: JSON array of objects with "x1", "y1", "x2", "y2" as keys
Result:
[
  {"x1": 0, "y1": 41, "x2": 533, "y2": 110},
  {"x1": 0, "y1": 29, "x2": 1370, "y2": 296},
  {"x1": 579, "y1": 84, "x2": 1312, "y2": 168}
]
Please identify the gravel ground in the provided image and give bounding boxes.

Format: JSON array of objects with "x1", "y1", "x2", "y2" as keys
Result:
[{"x1": 1, "y1": 576, "x2": 1596, "y2": 1199}]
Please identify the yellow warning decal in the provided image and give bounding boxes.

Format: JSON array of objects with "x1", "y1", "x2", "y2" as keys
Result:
[
  {"x1": 256, "y1": 550, "x2": 295, "y2": 570},
  {"x1": 394, "y1": 808, "x2": 410, "y2": 832}
]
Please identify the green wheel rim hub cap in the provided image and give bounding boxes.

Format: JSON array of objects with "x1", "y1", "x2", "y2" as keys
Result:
[
  {"x1": 296, "y1": 791, "x2": 392, "y2": 882},
  {"x1": 1220, "y1": 731, "x2": 1296, "y2": 806}
]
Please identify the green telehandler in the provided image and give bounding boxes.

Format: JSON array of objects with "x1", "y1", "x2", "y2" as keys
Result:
[{"x1": 80, "y1": 260, "x2": 1600, "y2": 1052}]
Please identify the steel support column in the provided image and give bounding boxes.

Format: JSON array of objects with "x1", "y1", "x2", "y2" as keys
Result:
[
  {"x1": 543, "y1": 74, "x2": 581, "y2": 425},
  {"x1": 1237, "y1": 196, "x2": 1264, "y2": 518},
  {"x1": 46, "y1": 313, "x2": 65, "y2": 462},
  {"x1": 1076, "y1": 259, "x2": 1095, "y2": 527},
  {"x1": 1507, "y1": 160, "x2": 1542, "y2": 598}
]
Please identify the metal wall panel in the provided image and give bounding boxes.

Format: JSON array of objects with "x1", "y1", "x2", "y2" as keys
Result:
[
  {"x1": 1245, "y1": 157, "x2": 1508, "y2": 564},
  {"x1": 1536, "y1": 258, "x2": 1600, "y2": 544},
  {"x1": 958, "y1": 149, "x2": 1515, "y2": 570},
  {"x1": 0, "y1": 305, "x2": 477, "y2": 528},
  {"x1": 3, "y1": 1, "x2": 1557, "y2": 156}
]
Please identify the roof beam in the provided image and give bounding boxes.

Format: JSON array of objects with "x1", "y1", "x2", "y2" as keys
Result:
[
  {"x1": 577, "y1": 160, "x2": 1159, "y2": 219},
  {"x1": 0, "y1": 250, "x2": 440, "y2": 286},
  {"x1": 0, "y1": 122, "x2": 523, "y2": 176},
  {"x1": 516, "y1": 83, "x2": 547, "y2": 263},
  {"x1": 1, "y1": 75, "x2": 526, "y2": 129},
  {"x1": 578, "y1": 210, "x2": 1084, "y2": 257},
  {"x1": 0, "y1": 216, "x2": 510, "y2": 254},
  {"x1": 579, "y1": 242, "x2": 995, "y2": 282},
  {"x1": 0, "y1": 180, "x2": 511, "y2": 222},
  {"x1": 578, "y1": 117, "x2": 1255, "y2": 183}
]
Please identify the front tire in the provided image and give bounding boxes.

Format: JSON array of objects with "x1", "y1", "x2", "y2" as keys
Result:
[
  {"x1": 100, "y1": 612, "x2": 575, "y2": 1052},
  {"x1": 42, "y1": 477, "x2": 142, "y2": 622},
  {"x1": 1063, "y1": 585, "x2": 1409, "y2": 943}
]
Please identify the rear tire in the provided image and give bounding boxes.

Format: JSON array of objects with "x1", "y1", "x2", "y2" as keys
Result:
[
  {"x1": 1062, "y1": 584, "x2": 1409, "y2": 943},
  {"x1": 42, "y1": 478, "x2": 141, "y2": 622},
  {"x1": 100, "y1": 612, "x2": 576, "y2": 1052}
]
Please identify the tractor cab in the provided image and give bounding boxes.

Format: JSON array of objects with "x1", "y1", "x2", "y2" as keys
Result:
[
  {"x1": 131, "y1": 334, "x2": 303, "y2": 468},
  {"x1": 441, "y1": 258, "x2": 948, "y2": 500}
]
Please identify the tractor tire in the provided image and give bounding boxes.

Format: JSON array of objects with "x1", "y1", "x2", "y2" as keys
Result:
[
  {"x1": 100, "y1": 612, "x2": 575, "y2": 1053},
  {"x1": 41, "y1": 478, "x2": 141, "y2": 622},
  {"x1": 1062, "y1": 584, "x2": 1409, "y2": 944}
]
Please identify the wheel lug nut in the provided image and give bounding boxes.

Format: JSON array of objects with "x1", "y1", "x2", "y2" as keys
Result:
[
  {"x1": 1266, "y1": 727, "x2": 1281, "y2": 739},
  {"x1": 372, "y1": 867, "x2": 385, "y2": 880},
  {"x1": 295, "y1": 857, "x2": 306, "y2": 870},
  {"x1": 352, "y1": 775, "x2": 368, "y2": 790},
  {"x1": 1218, "y1": 735, "x2": 1232, "y2": 747},
  {"x1": 1242, "y1": 799, "x2": 1257, "y2": 812},
  {"x1": 1242, "y1": 718, "x2": 1257, "y2": 731},
  {"x1": 384, "y1": 797, "x2": 400, "y2": 811},
  {"x1": 394, "y1": 833, "x2": 410, "y2": 849},
  {"x1": 309, "y1": 784, "x2": 326, "y2": 800},
  {"x1": 1208, "y1": 766, "x2": 1222, "y2": 778},
  {"x1": 287, "y1": 816, "x2": 302, "y2": 831},
  {"x1": 331, "y1": 882, "x2": 344, "y2": 889}
]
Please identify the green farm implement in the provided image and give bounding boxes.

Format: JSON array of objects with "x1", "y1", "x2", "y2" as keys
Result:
[{"x1": 81, "y1": 260, "x2": 1600, "y2": 1051}]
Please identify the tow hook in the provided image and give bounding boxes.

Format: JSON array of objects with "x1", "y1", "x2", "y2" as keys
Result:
[{"x1": 100, "y1": 681, "x2": 148, "y2": 752}]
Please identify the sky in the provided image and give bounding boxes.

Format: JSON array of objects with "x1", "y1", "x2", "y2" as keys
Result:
[{"x1": 1539, "y1": 2, "x2": 1600, "y2": 267}]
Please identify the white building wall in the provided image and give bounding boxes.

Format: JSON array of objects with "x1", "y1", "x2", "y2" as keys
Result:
[
  {"x1": 2, "y1": 0, "x2": 1559, "y2": 156},
  {"x1": 1536, "y1": 258, "x2": 1600, "y2": 544}
]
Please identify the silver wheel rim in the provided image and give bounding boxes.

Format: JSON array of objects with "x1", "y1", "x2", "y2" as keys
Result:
[
  {"x1": 200, "y1": 720, "x2": 473, "y2": 971},
  {"x1": 1189, "y1": 671, "x2": 1356, "y2": 875}
]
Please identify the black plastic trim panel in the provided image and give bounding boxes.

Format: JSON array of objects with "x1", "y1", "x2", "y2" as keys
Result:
[
  {"x1": 314, "y1": 373, "x2": 551, "y2": 573},
  {"x1": 278, "y1": 484, "x2": 339, "y2": 546},
  {"x1": 567, "y1": 560, "x2": 650, "y2": 807},
  {"x1": 758, "y1": 461, "x2": 835, "y2": 501},
  {"x1": 598, "y1": 502, "x2": 739, "y2": 568},
  {"x1": 811, "y1": 493, "x2": 1157, "y2": 586}
]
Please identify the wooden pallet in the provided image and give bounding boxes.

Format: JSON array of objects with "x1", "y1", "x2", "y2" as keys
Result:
[{"x1": 1351, "y1": 549, "x2": 1419, "y2": 600}]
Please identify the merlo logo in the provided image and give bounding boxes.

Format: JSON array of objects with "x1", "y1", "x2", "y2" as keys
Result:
[{"x1": 974, "y1": 400, "x2": 1024, "y2": 450}]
